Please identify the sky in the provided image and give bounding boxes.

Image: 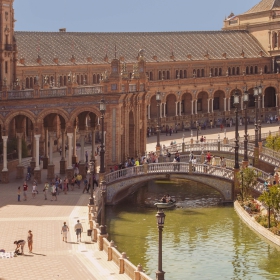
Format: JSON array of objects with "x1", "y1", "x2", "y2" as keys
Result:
[{"x1": 13, "y1": 0, "x2": 259, "y2": 32}]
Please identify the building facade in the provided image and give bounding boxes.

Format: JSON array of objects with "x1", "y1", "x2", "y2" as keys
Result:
[{"x1": 0, "y1": 0, "x2": 279, "y2": 182}]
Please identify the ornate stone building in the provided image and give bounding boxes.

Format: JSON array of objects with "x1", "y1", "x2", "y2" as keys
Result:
[{"x1": 0, "y1": 0, "x2": 279, "y2": 182}]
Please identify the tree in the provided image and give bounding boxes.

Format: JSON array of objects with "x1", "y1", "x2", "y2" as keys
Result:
[
  {"x1": 259, "y1": 185, "x2": 280, "y2": 228},
  {"x1": 237, "y1": 167, "x2": 258, "y2": 201},
  {"x1": 265, "y1": 135, "x2": 280, "y2": 152}
]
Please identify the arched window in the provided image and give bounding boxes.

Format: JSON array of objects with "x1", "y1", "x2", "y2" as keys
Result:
[
  {"x1": 254, "y1": 66, "x2": 258, "y2": 74},
  {"x1": 232, "y1": 67, "x2": 235, "y2": 75},
  {"x1": 162, "y1": 71, "x2": 165, "y2": 80},
  {"x1": 97, "y1": 74, "x2": 100, "y2": 83},
  {"x1": 201, "y1": 69, "x2": 205, "y2": 77},
  {"x1": 210, "y1": 68, "x2": 213, "y2": 76},
  {"x1": 30, "y1": 77, "x2": 34, "y2": 88},
  {"x1": 26, "y1": 77, "x2": 29, "y2": 89},
  {"x1": 228, "y1": 67, "x2": 231, "y2": 76},
  {"x1": 183, "y1": 70, "x2": 187, "y2": 78},
  {"x1": 215, "y1": 68, "x2": 218, "y2": 76},
  {"x1": 236, "y1": 67, "x2": 240, "y2": 75},
  {"x1": 246, "y1": 66, "x2": 249, "y2": 75},
  {"x1": 93, "y1": 74, "x2": 97, "y2": 84},
  {"x1": 193, "y1": 69, "x2": 196, "y2": 78},
  {"x1": 167, "y1": 71, "x2": 170, "y2": 79},
  {"x1": 273, "y1": 32, "x2": 278, "y2": 49},
  {"x1": 197, "y1": 69, "x2": 200, "y2": 78},
  {"x1": 85, "y1": 75, "x2": 88, "y2": 84},
  {"x1": 158, "y1": 71, "x2": 162, "y2": 80},
  {"x1": 64, "y1": 76, "x2": 67, "y2": 86},
  {"x1": 77, "y1": 75, "x2": 80, "y2": 85},
  {"x1": 250, "y1": 66, "x2": 253, "y2": 74},
  {"x1": 59, "y1": 76, "x2": 63, "y2": 86},
  {"x1": 219, "y1": 68, "x2": 222, "y2": 76},
  {"x1": 264, "y1": 65, "x2": 268, "y2": 74},
  {"x1": 150, "y1": 72, "x2": 153, "y2": 81},
  {"x1": 180, "y1": 70, "x2": 183, "y2": 79},
  {"x1": 175, "y1": 70, "x2": 179, "y2": 79},
  {"x1": 81, "y1": 75, "x2": 84, "y2": 84}
]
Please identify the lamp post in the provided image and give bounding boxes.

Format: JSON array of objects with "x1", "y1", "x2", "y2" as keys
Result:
[
  {"x1": 156, "y1": 91, "x2": 161, "y2": 156},
  {"x1": 89, "y1": 159, "x2": 95, "y2": 205},
  {"x1": 243, "y1": 89, "x2": 249, "y2": 165},
  {"x1": 258, "y1": 84, "x2": 262, "y2": 143},
  {"x1": 254, "y1": 86, "x2": 259, "y2": 148},
  {"x1": 240, "y1": 170, "x2": 244, "y2": 201},
  {"x1": 100, "y1": 180, "x2": 107, "y2": 235},
  {"x1": 233, "y1": 90, "x2": 240, "y2": 169},
  {"x1": 99, "y1": 98, "x2": 106, "y2": 175},
  {"x1": 155, "y1": 209, "x2": 166, "y2": 280}
]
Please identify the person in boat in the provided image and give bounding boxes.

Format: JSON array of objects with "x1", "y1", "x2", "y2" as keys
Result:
[
  {"x1": 161, "y1": 195, "x2": 167, "y2": 203},
  {"x1": 166, "y1": 194, "x2": 174, "y2": 203}
]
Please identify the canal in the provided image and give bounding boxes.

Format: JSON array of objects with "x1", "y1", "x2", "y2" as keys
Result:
[{"x1": 106, "y1": 179, "x2": 280, "y2": 280}]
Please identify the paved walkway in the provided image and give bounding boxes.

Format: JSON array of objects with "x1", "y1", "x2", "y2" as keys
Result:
[
  {"x1": 0, "y1": 123, "x2": 279, "y2": 280},
  {"x1": 0, "y1": 147, "x2": 130, "y2": 280}
]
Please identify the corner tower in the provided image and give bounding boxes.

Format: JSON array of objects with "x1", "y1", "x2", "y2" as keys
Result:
[{"x1": 0, "y1": 0, "x2": 17, "y2": 90}]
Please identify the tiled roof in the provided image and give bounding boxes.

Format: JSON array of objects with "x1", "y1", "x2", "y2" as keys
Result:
[
  {"x1": 243, "y1": 0, "x2": 280, "y2": 14},
  {"x1": 14, "y1": 30, "x2": 268, "y2": 67}
]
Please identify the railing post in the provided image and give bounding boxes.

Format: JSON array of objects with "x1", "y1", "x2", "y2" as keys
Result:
[
  {"x1": 108, "y1": 240, "x2": 115, "y2": 261},
  {"x1": 119, "y1": 252, "x2": 127, "y2": 274},
  {"x1": 189, "y1": 161, "x2": 193, "y2": 174}
]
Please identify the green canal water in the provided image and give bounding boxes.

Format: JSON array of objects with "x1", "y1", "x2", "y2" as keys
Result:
[{"x1": 106, "y1": 179, "x2": 280, "y2": 280}]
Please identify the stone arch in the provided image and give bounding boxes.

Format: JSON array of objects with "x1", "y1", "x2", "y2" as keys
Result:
[
  {"x1": 166, "y1": 93, "x2": 177, "y2": 117},
  {"x1": 4, "y1": 110, "x2": 36, "y2": 128},
  {"x1": 69, "y1": 106, "x2": 101, "y2": 125},
  {"x1": 37, "y1": 109, "x2": 69, "y2": 125},
  {"x1": 264, "y1": 86, "x2": 276, "y2": 108},
  {"x1": 181, "y1": 92, "x2": 192, "y2": 115},
  {"x1": 197, "y1": 91, "x2": 209, "y2": 113},
  {"x1": 213, "y1": 90, "x2": 225, "y2": 111}
]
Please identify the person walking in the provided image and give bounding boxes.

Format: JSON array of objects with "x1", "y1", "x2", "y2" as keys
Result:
[
  {"x1": 63, "y1": 178, "x2": 68, "y2": 194},
  {"x1": 17, "y1": 186, "x2": 21, "y2": 202},
  {"x1": 82, "y1": 177, "x2": 88, "y2": 193},
  {"x1": 27, "y1": 230, "x2": 33, "y2": 253},
  {"x1": 43, "y1": 181, "x2": 49, "y2": 200},
  {"x1": 74, "y1": 220, "x2": 83, "y2": 242},
  {"x1": 32, "y1": 183, "x2": 37, "y2": 198},
  {"x1": 51, "y1": 183, "x2": 57, "y2": 201},
  {"x1": 23, "y1": 181, "x2": 28, "y2": 201},
  {"x1": 61, "y1": 222, "x2": 69, "y2": 242}
]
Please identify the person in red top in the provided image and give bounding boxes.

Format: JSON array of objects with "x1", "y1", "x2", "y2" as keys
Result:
[{"x1": 23, "y1": 181, "x2": 28, "y2": 201}]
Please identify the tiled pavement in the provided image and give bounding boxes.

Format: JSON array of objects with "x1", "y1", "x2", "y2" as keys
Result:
[
  {"x1": 0, "y1": 147, "x2": 130, "y2": 280},
  {"x1": 0, "y1": 124, "x2": 279, "y2": 280}
]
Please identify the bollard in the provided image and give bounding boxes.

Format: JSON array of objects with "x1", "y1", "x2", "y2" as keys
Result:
[
  {"x1": 134, "y1": 264, "x2": 143, "y2": 280},
  {"x1": 108, "y1": 240, "x2": 115, "y2": 261},
  {"x1": 119, "y1": 252, "x2": 127, "y2": 274}
]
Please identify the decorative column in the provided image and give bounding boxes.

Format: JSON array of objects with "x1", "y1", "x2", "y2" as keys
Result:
[
  {"x1": 47, "y1": 132, "x2": 56, "y2": 179},
  {"x1": 262, "y1": 94, "x2": 265, "y2": 109},
  {"x1": 148, "y1": 105, "x2": 151, "y2": 119},
  {"x1": 16, "y1": 133, "x2": 24, "y2": 179},
  {"x1": 30, "y1": 130, "x2": 36, "y2": 173},
  {"x1": 79, "y1": 131, "x2": 86, "y2": 178},
  {"x1": 72, "y1": 127, "x2": 77, "y2": 164},
  {"x1": 211, "y1": 98, "x2": 214, "y2": 113},
  {"x1": 191, "y1": 100, "x2": 194, "y2": 115},
  {"x1": 207, "y1": 99, "x2": 210, "y2": 113},
  {"x1": 276, "y1": 94, "x2": 278, "y2": 108},
  {"x1": 66, "y1": 132, "x2": 74, "y2": 179},
  {"x1": 34, "y1": 134, "x2": 41, "y2": 183},
  {"x1": 224, "y1": 98, "x2": 227, "y2": 111},
  {"x1": 175, "y1": 102, "x2": 178, "y2": 116},
  {"x1": 163, "y1": 103, "x2": 166, "y2": 117},
  {"x1": 195, "y1": 100, "x2": 197, "y2": 114},
  {"x1": 179, "y1": 102, "x2": 182, "y2": 116},
  {"x1": 160, "y1": 103, "x2": 162, "y2": 118},
  {"x1": 228, "y1": 98, "x2": 231, "y2": 111},
  {"x1": 60, "y1": 129, "x2": 66, "y2": 174},
  {"x1": 43, "y1": 127, "x2": 49, "y2": 169},
  {"x1": 1, "y1": 136, "x2": 9, "y2": 183}
]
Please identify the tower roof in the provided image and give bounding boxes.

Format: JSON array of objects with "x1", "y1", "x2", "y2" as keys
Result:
[{"x1": 243, "y1": 0, "x2": 280, "y2": 15}]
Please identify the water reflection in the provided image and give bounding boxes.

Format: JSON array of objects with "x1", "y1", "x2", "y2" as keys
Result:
[{"x1": 106, "y1": 179, "x2": 280, "y2": 280}]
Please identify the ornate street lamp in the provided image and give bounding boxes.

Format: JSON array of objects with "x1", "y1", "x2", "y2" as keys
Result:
[
  {"x1": 155, "y1": 209, "x2": 166, "y2": 280},
  {"x1": 99, "y1": 98, "x2": 106, "y2": 174},
  {"x1": 89, "y1": 159, "x2": 95, "y2": 205},
  {"x1": 156, "y1": 91, "x2": 161, "y2": 155},
  {"x1": 253, "y1": 86, "x2": 259, "y2": 148},
  {"x1": 100, "y1": 180, "x2": 107, "y2": 235},
  {"x1": 243, "y1": 89, "x2": 249, "y2": 164},
  {"x1": 233, "y1": 90, "x2": 240, "y2": 170},
  {"x1": 258, "y1": 84, "x2": 262, "y2": 143}
]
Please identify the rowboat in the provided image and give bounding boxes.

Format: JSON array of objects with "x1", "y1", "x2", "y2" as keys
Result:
[{"x1": 154, "y1": 201, "x2": 176, "y2": 209}]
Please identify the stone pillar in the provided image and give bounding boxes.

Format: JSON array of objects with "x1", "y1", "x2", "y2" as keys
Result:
[
  {"x1": 224, "y1": 98, "x2": 227, "y2": 111},
  {"x1": 1, "y1": 136, "x2": 9, "y2": 183},
  {"x1": 175, "y1": 102, "x2": 178, "y2": 116},
  {"x1": 30, "y1": 130, "x2": 36, "y2": 173},
  {"x1": 67, "y1": 133, "x2": 74, "y2": 179},
  {"x1": 211, "y1": 98, "x2": 214, "y2": 113},
  {"x1": 207, "y1": 99, "x2": 210, "y2": 113},
  {"x1": 262, "y1": 94, "x2": 265, "y2": 109},
  {"x1": 160, "y1": 103, "x2": 162, "y2": 118},
  {"x1": 164, "y1": 103, "x2": 166, "y2": 117},
  {"x1": 43, "y1": 127, "x2": 49, "y2": 169},
  {"x1": 195, "y1": 100, "x2": 197, "y2": 114},
  {"x1": 276, "y1": 94, "x2": 278, "y2": 108},
  {"x1": 47, "y1": 132, "x2": 56, "y2": 179},
  {"x1": 60, "y1": 129, "x2": 66, "y2": 174},
  {"x1": 16, "y1": 133, "x2": 24, "y2": 179},
  {"x1": 228, "y1": 98, "x2": 231, "y2": 111},
  {"x1": 179, "y1": 102, "x2": 181, "y2": 116},
  {"x1": 79, "y1": 131, "x2": 86, "y2": 178},
  {"x1": 72, "y1": 127, "x2": 77, "y2": 164},
  {"x1": 191, "y1": 100, "x2": 194, "y2": 115},
  {"x1": 148, "y1": 105, "x2": 151, "y2": 119},
  {"x1": 34, "y1": 134, "x2": 41, "y2": 183}
]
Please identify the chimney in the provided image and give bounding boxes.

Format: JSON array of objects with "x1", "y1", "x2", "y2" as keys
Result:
[{"x1": 59, "y1": 28, "x2": 66, "y2": 32}]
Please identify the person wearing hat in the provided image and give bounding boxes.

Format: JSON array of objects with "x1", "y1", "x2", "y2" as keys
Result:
[{"x1": 27, "y1": 230, "x2": 33, "y2": 253}]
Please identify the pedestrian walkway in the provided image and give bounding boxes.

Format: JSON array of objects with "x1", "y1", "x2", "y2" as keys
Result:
[{"x1": 0, "y1": 146, "x2": 130, "y2": 280}]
